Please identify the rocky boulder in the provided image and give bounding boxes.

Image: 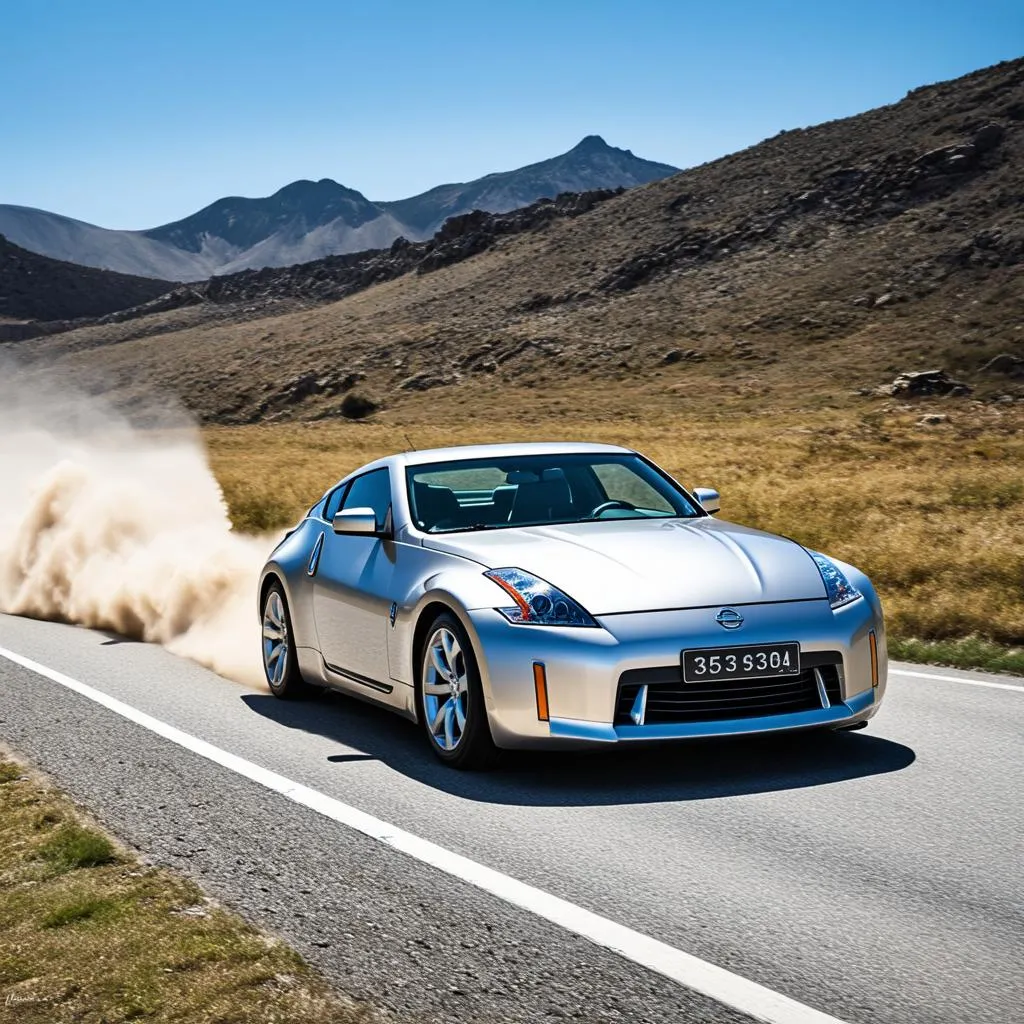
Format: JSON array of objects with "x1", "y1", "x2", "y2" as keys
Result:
[
  {"x1": 886, "y1": 369, "x2": 972, "y2": 397},
  {"x1": 280, "y1": 372, "x2": 323, "y2": 404}
]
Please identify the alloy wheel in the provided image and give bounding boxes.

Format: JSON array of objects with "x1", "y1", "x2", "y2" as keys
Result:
[
  {"x1": 262, "y1": 590, "x2": 289, "y2": 687},
  {"x1": 422, "y1": 626, "x2": 469, "y2": 751}
]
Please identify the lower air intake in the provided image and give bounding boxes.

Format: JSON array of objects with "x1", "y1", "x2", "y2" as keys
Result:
[{"x1": 615, "y1": 658, "x2": 844, "y2": 725}]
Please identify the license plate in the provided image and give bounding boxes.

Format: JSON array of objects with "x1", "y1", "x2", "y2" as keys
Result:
[{"x1": 682, "y1": 642, "x2": 801, "y2": 684}]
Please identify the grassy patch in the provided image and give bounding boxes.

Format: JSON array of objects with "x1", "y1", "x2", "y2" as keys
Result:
[
  {"x1": 37, "y1": 824, "x2": 117, "y2": 872},
  {"x1": 0, "y1": 752, "x2": 372, "y2": 1023},
  {"x1": 42, "y1": 895, "x2": 124, "y2": 928},
  {"x1": 889, "y1": 636, "x2": 1024, "y2": 676}
]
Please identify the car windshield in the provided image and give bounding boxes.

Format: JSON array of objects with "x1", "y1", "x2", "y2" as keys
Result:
[{"x1": 406, "y1": 453, "x2": 702, "y2": 533}]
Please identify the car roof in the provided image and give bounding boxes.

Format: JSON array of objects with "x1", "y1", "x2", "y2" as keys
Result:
[
  {"x1": 348, "y1": 441, "x2": 637, "y2": 478},
  {"x1": 399, "y1": 441, "x2": 634, "y2": 466}
]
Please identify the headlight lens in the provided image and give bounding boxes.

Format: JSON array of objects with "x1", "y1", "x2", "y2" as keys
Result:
[
  {"x1": 810, "y1": 552, "x2": 862, "y2": 609},
  {"x1": 484, "y1": 568, "x2": 597, "y2": 627}
]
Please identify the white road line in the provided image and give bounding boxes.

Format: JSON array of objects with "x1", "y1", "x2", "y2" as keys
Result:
[
  {"x1": 0, "y1": 644, "x2": 847, "y2": 1024},
  {"x1": 889, "y1": 667, "x2": 1024, "y2": 692}
]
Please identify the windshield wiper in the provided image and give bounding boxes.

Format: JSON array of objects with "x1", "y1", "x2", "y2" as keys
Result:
[{"x1": 433, "y1": 522, "x2": 500, "y2": 533}]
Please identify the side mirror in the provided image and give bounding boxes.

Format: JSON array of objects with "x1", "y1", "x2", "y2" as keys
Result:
[
  {"x1": 332, "y1": 507, "x2": 379, "y2": 535},
  {"x1": 692, "y1": 487, "x2": 720, "y2": 515}
]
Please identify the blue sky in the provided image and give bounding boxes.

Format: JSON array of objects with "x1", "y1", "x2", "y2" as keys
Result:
[{"x1": 2, "y1": 0, "x2": 1021, "y2": 228}]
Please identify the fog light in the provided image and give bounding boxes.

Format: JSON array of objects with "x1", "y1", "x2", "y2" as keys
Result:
[
  {"x1": 869, "y1": 630, "x2": 879, "y2": 688},
  {"x1": 533, "y1": 662, "x2": 550, "y2": 721}
]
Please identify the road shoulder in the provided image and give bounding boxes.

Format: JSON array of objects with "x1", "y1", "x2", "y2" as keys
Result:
[{"x1": 0, "y1": 743, "x2": 371, "y2": 1024}]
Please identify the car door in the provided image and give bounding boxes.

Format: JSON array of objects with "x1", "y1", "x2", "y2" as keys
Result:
[{"x1": 311, "y1": 467, "x2": 396, "y2": 690}]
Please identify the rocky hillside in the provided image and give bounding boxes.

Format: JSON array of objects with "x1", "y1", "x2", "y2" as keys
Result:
[
  {"x1": 0, "y1": 234, "x2": 172, "y2": 325},
  {"x1": 90, "y1": 188, "x2": 620, "y2": 325},
  {"x1": 8, "y1": 58, "x2": 1024, "y2": 421},
  {"x1": 0, "y1": 137, "x2": 676, "y2": 280}
]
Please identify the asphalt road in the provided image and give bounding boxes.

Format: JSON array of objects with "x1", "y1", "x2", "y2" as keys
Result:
[{"x1": 0, "y1": 613, "x2": 1021, "y2": 1024}]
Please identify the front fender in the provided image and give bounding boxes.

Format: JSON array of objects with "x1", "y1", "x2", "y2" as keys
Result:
[{"x1": 388, "y1": 564, "x2": 504, "y2": 689}]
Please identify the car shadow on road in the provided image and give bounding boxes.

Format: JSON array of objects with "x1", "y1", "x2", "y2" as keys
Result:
[{"x1": 240, "y1": 689, "x2": 916, "y2": 806}]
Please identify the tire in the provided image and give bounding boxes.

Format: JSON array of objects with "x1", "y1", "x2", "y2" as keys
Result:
[
  {"x1": 261, "y1": 582, "x2": 313, "y2": 699},
  {"x1": 416, "y1": 611, "x2": 500, "y2": 770}
]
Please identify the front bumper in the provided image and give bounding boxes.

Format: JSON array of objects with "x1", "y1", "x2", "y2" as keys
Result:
[{"x1": 464, "y1": 596, "x2": 886, "y2": 749}]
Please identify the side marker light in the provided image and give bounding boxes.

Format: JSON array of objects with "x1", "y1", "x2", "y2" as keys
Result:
[{"x1": 533, "y1": 662, "x2": 550, "y2": 721}]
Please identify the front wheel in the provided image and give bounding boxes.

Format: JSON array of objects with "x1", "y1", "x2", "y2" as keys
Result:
[
  {"x1": 417, "y1": 612, "x2": 500, "y2": 770},
  {"x1": 262, "y1": 582, "x2": 313, "y2": 699}
]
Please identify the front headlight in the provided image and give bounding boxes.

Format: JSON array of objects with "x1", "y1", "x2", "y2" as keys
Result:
[
  {"x1": 484, "y1": 567, "x2": 597, "y2": 627},
  {"x1": 809, "y1": 552, "x2": 862, "y2": 610}
]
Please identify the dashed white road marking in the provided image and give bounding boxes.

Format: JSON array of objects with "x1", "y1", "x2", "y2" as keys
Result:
[{"x1": 0, "y1": 642, "x2": 848, "y2": 1024}]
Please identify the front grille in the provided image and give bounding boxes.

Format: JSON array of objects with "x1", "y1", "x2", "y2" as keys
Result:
[{"x1": 615, "y1": 654, "x2": 844, "y2": 725}]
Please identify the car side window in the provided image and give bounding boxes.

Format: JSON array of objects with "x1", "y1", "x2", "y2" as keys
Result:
[
  {"x1": 340, "y1": 468, "x2": 392, "y2": 532},
  {"x1": 324, "y1": 483, "x2": 348, "y2": 521}
]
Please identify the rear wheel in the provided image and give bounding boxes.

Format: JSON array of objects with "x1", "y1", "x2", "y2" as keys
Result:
[
  {"x1": 262, "y1": 582, "x2": 312, "y2": 699},
  {"x1": 417, "y1": 612, "x2": 500, "y2": 770}
]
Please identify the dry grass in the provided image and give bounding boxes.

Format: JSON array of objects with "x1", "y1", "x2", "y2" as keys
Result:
[
  {"x1": 206, "y1": 383, "x2": 1024, "y2": 668},
  {"x1": 0, "y1": 751, "x2": 372, "y2": 1023},
  {"x1": 888, "y1": 635, "x2": 1024, "y2": 675}
]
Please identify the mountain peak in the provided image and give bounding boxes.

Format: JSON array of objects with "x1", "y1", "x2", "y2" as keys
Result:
[
  {"x1": 142, "y1": 176, "x2": 379, "y2": 256},
  {"x1": 572, "y1": 134, "x2": 613, "y2": 153},
  {"x1": 274, "y1": 177, "x2": 348, "y2": 198}
]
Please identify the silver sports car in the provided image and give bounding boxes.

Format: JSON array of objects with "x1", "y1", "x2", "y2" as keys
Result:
[{"x1": 259, "y1": 442, "x2": 886, "y2": 768}]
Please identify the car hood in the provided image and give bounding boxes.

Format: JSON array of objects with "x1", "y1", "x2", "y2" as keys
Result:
[{"x1": 421, "y1": 517, "x2": 827, "y2": 614}]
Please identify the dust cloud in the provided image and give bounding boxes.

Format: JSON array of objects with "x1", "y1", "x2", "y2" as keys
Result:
[{"x1": 0, "y1": 371, "x2": 273, "y2": 686}]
